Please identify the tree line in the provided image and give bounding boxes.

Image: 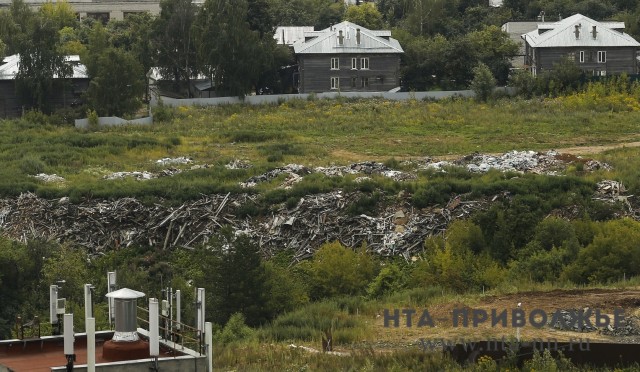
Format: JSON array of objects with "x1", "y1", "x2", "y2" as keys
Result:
[{"x1": 2, "y1": 0, "x2": 636, "y2": 119}]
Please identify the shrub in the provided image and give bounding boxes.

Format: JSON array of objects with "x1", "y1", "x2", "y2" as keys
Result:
[
  {"x1": 19, "y1": 156, "x2": 45, "y2": 175},
  {"x1": 470, "y1": 62, "x2": 496, "y2": 102},
  {"x1": 86, "y1": 109, "x2": 99, "y2": 129},
  {"x1": 22, "y1": 110, "x2": 50, "y2": 126},
  {"x1": 216, "y1": 313, "x2": 254, "y2": 344}
]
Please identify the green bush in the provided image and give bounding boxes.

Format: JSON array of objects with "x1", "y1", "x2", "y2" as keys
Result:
[{"x1": 19, "y1": 156, "x2": 46, "y2": 175}]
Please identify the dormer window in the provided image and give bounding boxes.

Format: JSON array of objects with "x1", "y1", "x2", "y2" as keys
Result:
[
  {"x1": 592, "y1": 26, "x2": 598, "y2": 39},
  {"x1": 338, "y1": 30, "x2": 344, "y2": 45},
  {"x1": 574, "y1": 24, "x2": 580, "y2": 39}
]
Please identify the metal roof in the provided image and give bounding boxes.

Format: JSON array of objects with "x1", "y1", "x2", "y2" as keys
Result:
[
  {"x1": 0, "y1": 54, "x2": 88, "y2": 80},
  {"x1": 293, "y1": 21, "x2": 403, "y2": 55},
  {"x1": 105, "y1": 288, "x2": 145, "y2": 299},
  {"x1": 274, "y1": 26, "x2": 314, "y2": 46},
  {"x1": 522, "y1": 14, "x2": 640, "y2": 48}
]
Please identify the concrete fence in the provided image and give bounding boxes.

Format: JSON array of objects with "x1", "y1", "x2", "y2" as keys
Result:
[
  {"x1": 75, "y1": 116, "x2": 153, "y2": 129},
  {"x1": 151, "y1": 87, "x2": 516, "y2": 108}
]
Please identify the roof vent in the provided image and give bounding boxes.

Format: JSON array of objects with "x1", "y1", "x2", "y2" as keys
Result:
[
  {"x1": 574, "y1": 24, "x2": 580, "y2": 39},
  {"x1": 537, "y1": 11, "x2": 545, "y2": 22},
  {"x1": 592, "y1": 26, "x2": 598, "y2": 39},
  {"x1": 105, "y1": 288, "x2": 145, "y2": 342}
]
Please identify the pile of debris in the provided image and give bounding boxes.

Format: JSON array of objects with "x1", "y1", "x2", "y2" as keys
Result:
[
  {"x1": 32, "y1": 173, "x2": 65, "y2": 183},
  {"x1": 549, "y1": 309, "x2": 598, "y2": 332},
  {"x1": 314, "y1": 162, "x2": 417, "y2": 181},
  {"x1": 104, "y1": 171, "x2": 157, "y2": 180},
  {"x1": 423, "y1": 150, "x2": 613, "y2": 176},
  {"x1": 225, "y1": 159, "x2": 252, "y2": 170},
  {"x1": 240, "y1": 164, "x2": 310, "y2": 188},
  {"x1": 0, "y1": 191, "x2": 488, "y2": 259},
  {"x1": 156, "y1": 157, "x2": 193, "y2": 166},
  {"x1": 599, "y1": 316, "x2": 640, "y2": 337}
]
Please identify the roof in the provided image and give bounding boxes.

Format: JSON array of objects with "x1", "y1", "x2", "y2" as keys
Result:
[
  {"x1": 105, "y1": 288, "x2": 145, "y2": 299},
  {"x1": 293, "y1": 21, "x2": 404, "y2": 55},
  {"x1": 274, "y1": 26, "x2": 314, "y2": 46},
  {"x1": 522, "y1": 14, "x2": 640, "y2": 48},
  {"x1": 502, "y1": 22, "x2": 551, "y2": 56},
  {"x1": 0, "y1": 54, "x2": 88, "y2": 80}
]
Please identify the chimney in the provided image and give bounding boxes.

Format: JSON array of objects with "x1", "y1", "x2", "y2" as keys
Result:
[
  {"x1": 356, "y1": 28, "x2": 361, "y2": 45},
  {"x1": 574, "y1": 24, "x2": 580, "y2": 39},
  {"x1": 592, "y1": 25, "x2": 598, "y2": 39},
  {"x1": 103, "y1": 288, "x2": 148, "y2": 361},
  {"x1": 338, "y1": 30, "x2": 344, "y2": 45}
]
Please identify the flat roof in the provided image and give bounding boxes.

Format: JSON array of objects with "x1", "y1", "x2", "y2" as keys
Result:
[{"x1": 0, "y1": 332, "x2": 186, "y2": 371}]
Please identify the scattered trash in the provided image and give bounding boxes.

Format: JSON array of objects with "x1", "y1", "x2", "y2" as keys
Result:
[
  {"x1": 240, "y1": 164, "x2": 310, "y2": 188},
  {"x1": 32, "y1": 173, "x2": 65, "y2": 183},
  {"x1": 155, "y1": 157, "x2": 192, "y2": 166},
  {"x1": 104, "y1": 171, "x2": 156, "y2": 180},
  {"x1": 599, "y1": 316, "x2": 640, "y2": 337},
  {"x1": 225, "y1": 159, "x2": 252, "y2": 170},
  {"x1": 549, "y1": 309, "x2": 598, "y2": 332}
]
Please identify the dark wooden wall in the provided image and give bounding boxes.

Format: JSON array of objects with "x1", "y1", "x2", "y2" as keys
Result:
[
  {"x1": 535, "y1": 47, "x2": 637, "y2": 75},
  {"x1": 0, "y1": 78, "x2": 88, "y2": 118},
  {"x1": 298, "y1": 54, "x2": 401, "y2": 93}
]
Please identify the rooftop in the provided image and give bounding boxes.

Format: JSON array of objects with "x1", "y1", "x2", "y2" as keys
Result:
[
  {"x1": 1, "y1": 328, "x2": 205, "y2": 372},
  {"x1": 522, "y1": 13, "x2": 640, "y2": 48}
]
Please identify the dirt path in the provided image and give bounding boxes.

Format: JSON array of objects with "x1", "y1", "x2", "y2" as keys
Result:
[
  {"x1": 331, "y1": 141, "x2": 640, "y2": 163},
  {"x1": 553, "y1": 141, "x2": 640, "y2": 156}
]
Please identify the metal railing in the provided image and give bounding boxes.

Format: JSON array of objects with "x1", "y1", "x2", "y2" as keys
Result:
[{"x1": 137, "y1": 306, "x2": 203, "y2": 355}]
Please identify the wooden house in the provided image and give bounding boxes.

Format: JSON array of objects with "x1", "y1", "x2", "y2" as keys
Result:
[
  {"x1": 293, "y1": 21, "x2": 404, "y2": 93},
  {"x1": 0, "y1": 54, "x2": 89, "y2": 118},
  {"x1": 522, "y1": 14, "x2": 640, "y2": 77}
]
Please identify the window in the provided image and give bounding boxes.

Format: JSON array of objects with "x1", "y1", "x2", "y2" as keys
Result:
[
  {"x1": 351, "y1": 58, "x2": 357, "y2": 69},
  {"x1": 331, "y1": 58, "x2": 339, "y2": 70},
  {"x1": 331, "y1": 77, "x2": 339, "y2": 90},
  {"x1": 567, "y1": 52, "x2": 575, "y2": 61},
  {"x1": 361, "y1": 57, "x2": 369, "y2": 70},
  {"x1": 361, "y1": 77, "x2": 369, "y2": 88},
  {"x1": 598, "y1": 51, "x2": 606, "y2": 63},
  {"x1": 351, "y1": 77, "x2": 357, "y2": 88},
  {"x1": 579, "y1": 51, "x2": 585, "y2": 63},
  {"x1": 593, "y1": 70, "x2": 607, "y2": 77}
]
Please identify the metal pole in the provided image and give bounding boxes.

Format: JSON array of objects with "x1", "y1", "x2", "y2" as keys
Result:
[
  {"x1": 205, "y1": 322, "x2": 213, "y2": 372},
  {"x1": 86, "y1": 317, "x2": 95, "y2": 372},
  {"x1": 150, "y1": 298, "x2": 159, "y2": 371},
  {"x1": 63, "y1": 314, "x2": 75, "y2": 372},
  {"x1": 84, "y1": 284, "x2": 93, "y2": 323}
]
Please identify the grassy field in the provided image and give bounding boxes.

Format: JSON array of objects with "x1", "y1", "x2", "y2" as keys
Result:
[{"x1": 1, "y1": 96, "x2": 640, "y2": 202}]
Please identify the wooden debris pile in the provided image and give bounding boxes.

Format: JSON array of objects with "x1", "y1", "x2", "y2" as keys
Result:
[
  {"x1": 253, "y1": 191, "x2": 489, "y2": 261},
  {"x1": 0, "y1": 191, "x2": 488, "y2": 259},
  {"x1": 0, "y1": 193, "x2": 253, "y2": 253}
]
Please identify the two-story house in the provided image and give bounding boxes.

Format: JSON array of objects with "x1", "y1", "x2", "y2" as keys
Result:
[
  {"x1": 522, "y1": 14, "x2": 640, "y2": 77},
  {"x1": 293, "y1": 21, "x2": 404, "y2": 93}
]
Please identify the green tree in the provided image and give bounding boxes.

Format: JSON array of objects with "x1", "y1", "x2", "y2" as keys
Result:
[
  {"x1": 467, "y1": 25, "x2": 519, "y2": 85},
  {"x1": 509, "y1": 69, "x2": 536, "y2": 98},
  {"x1": 562, "y1": 219, "x2": 640, "y2": 284},
  {"x1": 470, "y1": 62, "x2": 496, "y2": 102},
  {"x1": 306, "y1": 242, "x2": 376, "y2": 299},
  {"x1": 152, "y1": 0, "x2": 198, "y2": 97},
  {"x1": 194, "y1": 0, "x2": 261, "y2": 98},
  {"x1": 344, "y1": 3, "x2": 384, "y2": 29},
  {"x1": 207, "y1": 231, "x2": 269, "y2": 326},
  {"x1": 14, "y1": 6, "x2": 71, "y2": 113},
  {"x1": 403, "y1": 0, "x2": 447, "y2": 36},
  {"x1": 85, "y1": 47, "x2": 145, "y2": 116}
]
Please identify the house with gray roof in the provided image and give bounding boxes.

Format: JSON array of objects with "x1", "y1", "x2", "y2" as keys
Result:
[
  {"x1": 522, "y1": 14, "x2": 640, "y2": 77},
  {"x1": 0, "y1": 54, "x2": 89, "y2": 117},
  {"x1": 292, "y1": 21, "x2": 404, "y2": 93}
]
